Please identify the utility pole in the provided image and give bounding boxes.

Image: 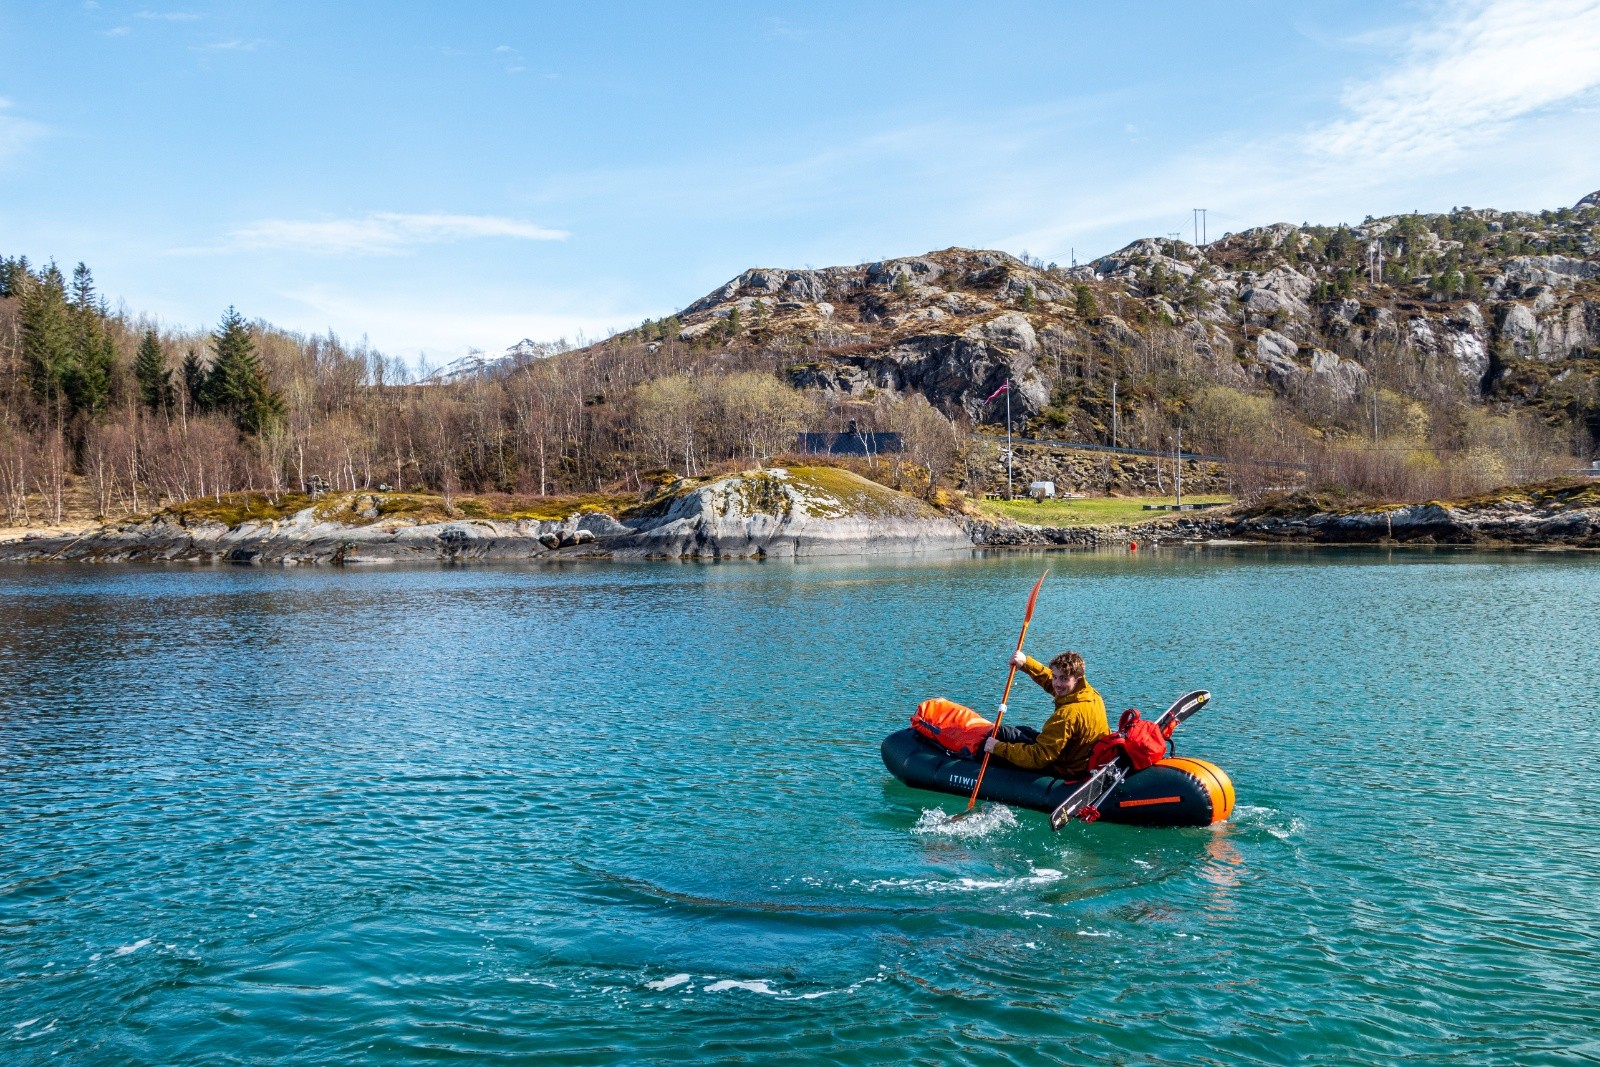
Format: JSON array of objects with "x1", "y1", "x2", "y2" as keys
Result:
[
  {"x1": 1201, "y1": 208, "x2": 1207, "y2": 245},
  {"x1": 1175, "y1": 426, "x2": 1183, "y2": 507},
  {"x1": 1005, "y1": 377, "x2": 1014, "y2": 500},
  {"x1": 1371, "y1": 385, "x2": 1380, "y2": 441},
  {"x1": 1111, "y1": 379, "x2": 1119, "y2": 449}
]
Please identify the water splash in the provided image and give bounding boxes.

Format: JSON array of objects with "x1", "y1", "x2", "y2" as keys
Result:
[
  {"x1": 1232, "y1": 805, "x2": 1304, "y2": 840},
  {"x1": 911, "y1": 804, "x2": 1019, "y2": 838}
]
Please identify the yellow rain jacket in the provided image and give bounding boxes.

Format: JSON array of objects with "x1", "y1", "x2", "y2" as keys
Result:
[{"x1": 991, "y1": 656, "x2": 1109, "y2": 780}]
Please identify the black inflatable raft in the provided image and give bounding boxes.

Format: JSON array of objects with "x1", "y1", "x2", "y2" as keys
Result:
[{"x1": 880, "y1": 728, "x2": 1235, "y2": 827}]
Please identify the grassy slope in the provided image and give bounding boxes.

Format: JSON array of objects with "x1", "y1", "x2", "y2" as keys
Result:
[
  {"x1": 977, "y1": 494, "x2": 1232, "y2": 527},
  {"x1": 157, "y1": 489, "x2": 639, "y2": 528}
]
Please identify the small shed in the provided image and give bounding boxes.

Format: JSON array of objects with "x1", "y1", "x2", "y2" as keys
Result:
[{"x1": 1027, "y1": 481, "x2": 1057, "y2": 500}]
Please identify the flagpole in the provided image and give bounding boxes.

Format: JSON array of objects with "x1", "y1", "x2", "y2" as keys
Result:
[{"x1": 1005, "y1": 377, "x2": 1013, "y2": 500}]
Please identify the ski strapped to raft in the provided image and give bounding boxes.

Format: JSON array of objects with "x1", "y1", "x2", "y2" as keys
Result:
[{"x1": 1048, "y1": 689, "x2": 1210, "y2": 830}]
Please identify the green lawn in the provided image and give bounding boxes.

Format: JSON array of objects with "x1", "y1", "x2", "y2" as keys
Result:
[{"x1": 977, "y1": 494, "x2": 1232, "y2": 527}]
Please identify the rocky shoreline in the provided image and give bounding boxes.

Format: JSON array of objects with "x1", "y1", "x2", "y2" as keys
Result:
[
  {"x1": 0, "y1": 467, "x2": 973, "y2": 565},
  {"x1": 972, "y1": 480, "x2": 1600, "y2": 550},
  {"x1": 3, "y1": 474, "x2": 1595, "y2": 565}
]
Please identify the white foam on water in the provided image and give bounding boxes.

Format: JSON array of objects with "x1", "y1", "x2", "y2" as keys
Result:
[
  {"x1": 863, "y1": 865, "x2": 1067, "y2": 894},
  {"x1": 1234, "y1": 804, "x2": 1304, "y2": 840},
  {"x1": 112, "y1": 938, "x2": 152, "y2": 957},
  {"x1": 1075, "y1": 929, "x2": 1113, "y2": 938},
  {"x1": 703, "y1": 979, "x2": 779, "y2": 995},
  {"x1": 508, "y1": 976, "x2": 560, "y2": 988},
  {"x1": 912, "y1": 804, "x2": 1018, "y2": 839},
  {"x1": 795, "y1": 973, "x2": 887, "y2": 999},
  {"x1": 14, "y1": 1019, "x2": 39, "y2": 1029},
  {"x1": 679, "y1": 972, "x2": 886, "y2": 1001}
]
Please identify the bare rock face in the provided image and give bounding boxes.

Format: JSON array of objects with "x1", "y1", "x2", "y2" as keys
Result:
[
  {"x1": 789, "y1": 308, "x2": 1052, "y2": 422},
  {"x1": 1491, "y1": 255, "x2": 1600, "y2": 298},
  {"x1": 1497, "y1": 303, "x2": 1540, "y2": 359},
  {"x1": 1308, "y1": 349, "x2": 1369, "y2": 400},
  {"x1": 612, "y1": 468, "x2": 972, "y2": 558},
  {"x1": 1242, "y1": 267, "x2": 1314, "y2": 321},
  {"x1": 1250, "y1": 330, "x2": 1302, "y2": 390}
]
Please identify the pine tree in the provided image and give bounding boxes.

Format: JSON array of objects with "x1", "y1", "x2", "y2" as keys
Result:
[
  {"x1": 19, "y1": 262, "x2": 74, "y2": 410},
  {"x1": 181, "y1": 348, "x2": 206, "y2": 412},
  {"x1": 205, "y1": 306, "x2": 285, "y2": 433},
  {"x1": 1074, "y1": 284, "x2": 1097, "y2": 320},
  {"x1": 69, "y1": 262, "x2": 96, "y2": 310},
  {"x1": 0, "y1": 255, "x2": 30, "y2": 298},
  {"x1": 134, "y1": 328, "x2": 174, "y2": 411},
  {"x1": 65, "y1": 314, "x2": 115, "y2": 417},
  {"x1": 64, "y1": 264, "x2": 113, "y2": 417}
]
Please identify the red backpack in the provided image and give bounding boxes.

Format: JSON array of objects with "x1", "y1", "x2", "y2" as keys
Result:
[
  {"x1": 1089, "y1": 708, "x2": 1173, "y2": 772},
  {"x1": 911, "y1": 698, "x2": 995, "y2": 759}
]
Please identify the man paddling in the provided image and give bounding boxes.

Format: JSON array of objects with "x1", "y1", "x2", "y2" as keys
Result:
[{"x1": 981, "y1": 650, "x2": 1109, "y2": 781}]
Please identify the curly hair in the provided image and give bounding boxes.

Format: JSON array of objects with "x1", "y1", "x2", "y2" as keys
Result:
[{"x1": 1048, "y1": 651, "x2": 1085, "y2": 678}]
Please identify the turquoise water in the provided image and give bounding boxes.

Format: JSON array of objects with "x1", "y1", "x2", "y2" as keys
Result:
[{"x1": 3, "y1": 550, "x2": 1599, "y2": 1065}]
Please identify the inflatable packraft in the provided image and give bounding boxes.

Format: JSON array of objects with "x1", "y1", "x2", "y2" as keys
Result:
[{"x1": 880, "y1": 728, "x2": 1235, "y2": 828}]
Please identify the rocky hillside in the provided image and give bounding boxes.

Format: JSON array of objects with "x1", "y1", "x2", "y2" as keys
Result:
[{"x1": 618, "y1": 191, "x2": 1600, "y2": 445}]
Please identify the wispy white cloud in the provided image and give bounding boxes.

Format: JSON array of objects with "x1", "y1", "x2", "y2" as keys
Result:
[
  {"x1": 136, "y1": 9, "x2": 200, "y2": 20},
  {"x1": 1309, "y1": 0, "x2": 1600, "y2": 170},
  {"x1": 191, "y1": 38, "x2": 267, "y2": 53},
  {"x1": 0, "y1": 99, "x2": 47, "y2": 168},
  {"x1": 279, "y1": 284, "x2": 636, "y2": 363},
  {"x1": 102, "y1": 25, "x2": 131, "y2": 37},
  {"x1": 222, "y1": 212, "x2": 570, "y2": 255},
  {"x1": 1005, "y1": 0, "x2": 1600, "y2": 259},
  {"x1": 763, "y1": 17, "x2": 805, "y2": 40}
]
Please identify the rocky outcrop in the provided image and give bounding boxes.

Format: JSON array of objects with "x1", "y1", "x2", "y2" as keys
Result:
[
  {"x1": 0, "y1": 468, "x2": 974, "y2": 564},
  {"x1": 1221, "y1": 483, "x2": 1600, "y2": 546},
  {"x1": 962, "y1": 481, "x2": 1600, "y2": 549},
  {"x1": 611, "y1": 467, "x2": 970, "y2": 558},
  {"x1": 789, "y1": 309, "x2": 1054, "y2": 421}
]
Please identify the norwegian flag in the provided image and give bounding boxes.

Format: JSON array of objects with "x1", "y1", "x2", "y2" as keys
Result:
[{"x1": 983, "y1": 380, "x2": 1010, "y2": 404}]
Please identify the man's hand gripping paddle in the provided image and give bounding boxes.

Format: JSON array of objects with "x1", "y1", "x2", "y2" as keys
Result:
[{"x1": 955, "y1": 569, "x2": 1048, "y2": 819}]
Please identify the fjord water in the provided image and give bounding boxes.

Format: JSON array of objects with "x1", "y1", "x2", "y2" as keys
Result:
[{"x1": 3, "y1": 551, "x2": 1598, "y2": 1066}]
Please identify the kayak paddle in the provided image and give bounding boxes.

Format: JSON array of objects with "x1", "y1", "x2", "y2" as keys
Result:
[{"x1": 957, "y1": 569, "x2": 1048, "y2": 817}]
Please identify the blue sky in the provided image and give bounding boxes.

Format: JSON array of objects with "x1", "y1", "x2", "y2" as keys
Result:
[{"x1": 2, "y1": 1, "x2": 1598, "y2": 364}]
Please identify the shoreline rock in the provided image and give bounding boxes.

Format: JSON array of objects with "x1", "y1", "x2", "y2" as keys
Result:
[
  {"x1": 6, "y1": 476, "x2": 1596, "y2": 565},
  {"x1": 0, "y1": 467, "x2": 974, "y2": 565},
  {"x1": 965, "y1": 481, "x2": 1600, "y2": 550}
]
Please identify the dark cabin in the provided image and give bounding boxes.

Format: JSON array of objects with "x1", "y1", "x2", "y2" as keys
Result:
[{"x1": 796, "y1": 419, "x2": 903, "y2": 456}]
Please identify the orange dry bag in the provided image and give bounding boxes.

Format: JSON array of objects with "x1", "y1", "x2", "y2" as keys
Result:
[{"x1": 911, "y1": 698, "x2": 995, "y2": 759}]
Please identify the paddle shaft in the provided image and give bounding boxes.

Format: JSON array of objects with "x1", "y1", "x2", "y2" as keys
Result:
[{"x1": 963, "y1": 572, "x2": 1047, "y2": 811}]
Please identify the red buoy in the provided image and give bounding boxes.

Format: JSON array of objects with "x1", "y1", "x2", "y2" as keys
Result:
[{"x1": 1128, "y1": 541, "x2": 1138, "y2": 552}]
